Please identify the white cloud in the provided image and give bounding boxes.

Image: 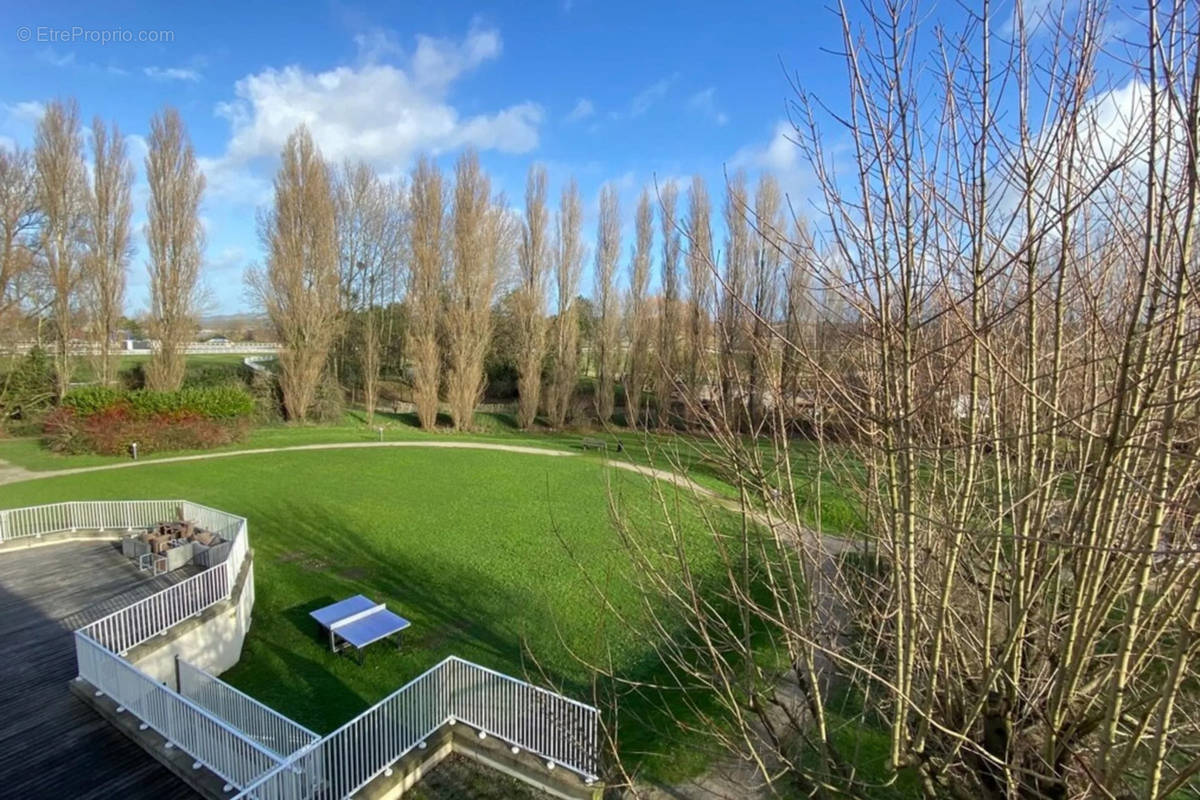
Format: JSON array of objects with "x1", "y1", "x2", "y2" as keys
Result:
[
  {"x1": 565, "y1": 98, "x2": 594, "y2": 123},
  {"x1": 197, "y1": 156, "x2": 274, "y2": 205},
  {"x1": 144, "y1": 66, "x2": 202, "y2": 82},
  {"x1": 36, "y1": 48, "x2": 76, "y2": 68},
  {"x1": 731, "y1": 120, "x2": 813, "y2": 200},
  {"x1": 630, "y1": 75, "x2": 677, "y2": 117},
  {"x1": 410, "y1": 25, "x2": 500, "y2": 89},
  {"x1": 4, "y1": 101, "x2": 46, "y2": 123},
  {"x1": 689, "y1": 88, "x2": 728, "y2": 125},
  {"x1": 353, "y1": 28, "x2": 404, "y2": 63},
  {"x1": 207, "y1": 24, "x2": 540, "y2": 186},
  {"x1": 208, "y1": 246, "x2": 249, "y2": 275}
]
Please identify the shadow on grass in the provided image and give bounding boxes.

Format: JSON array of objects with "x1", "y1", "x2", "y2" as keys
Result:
[{"x1": 231, "y1": 495, "x2": 760, "y2": 783}]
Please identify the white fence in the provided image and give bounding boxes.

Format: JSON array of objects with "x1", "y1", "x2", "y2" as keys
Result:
[
  {"x1": 2, "y1": 500, "x2": 601, "y2": 797},
  {"x1": 444, "y1": 657, "x2": 598, "y2": 775},
  {"x1": 69, "y1": 501, "x2": 249, "y2": 655},
  {"x1": 179, "y1": 658, "x2": 320, "y2": 758},
  {"x1": 76, "y1": 633, "x2": 283, "y2": 788},
  {"x1": 0, "y1": 499, "x2": 180, "y2": 543},
  {"x1": 2, "y1": 340, "x2": 281, "y2": 356},
  {"x1": 234, "y1": 656, "x2": 600, "y2": 799}
]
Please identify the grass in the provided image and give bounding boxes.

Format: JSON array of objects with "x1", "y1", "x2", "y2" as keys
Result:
[
  {"x1": 0, "y1": 446, "x2": 731, "y2": 781},
  {"x1": 0, "y1": 405, "x2": 864, "y2": 536},
  {"x1": 66, "y1": 352, "x2": 251, "y2": 383}
]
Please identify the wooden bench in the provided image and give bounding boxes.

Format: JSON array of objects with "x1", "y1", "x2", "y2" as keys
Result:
[{"x1": 580, "y1": 437, "x2": 607, "y2": 451}]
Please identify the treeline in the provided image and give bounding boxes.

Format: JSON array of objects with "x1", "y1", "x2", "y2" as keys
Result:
[
  {"x1": 2, "y1": 101, "x2": 824, "y2": 433},
  {"x1": 254, "y1": 127, "x2": 819, "y2": 431},
  {"x1": 0, "y1": 100, "x2": 204, "y2": 399}
]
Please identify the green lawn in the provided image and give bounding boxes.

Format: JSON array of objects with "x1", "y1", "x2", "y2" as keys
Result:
[
  {"x1": 64, "y1": 352, "x2": 251, "y2": 383},
  {"x1": 0, "y1": 406, "x2": 863, "y2": 535},
  {"x1": 0, "y1": 446, "x2": 731, "y2": 780}
]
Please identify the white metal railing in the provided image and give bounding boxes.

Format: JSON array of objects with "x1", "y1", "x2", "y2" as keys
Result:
[
  {"x1": 2, "y1": 501, "x2": 601, "y2": 797},
  {"x1": 0, "y1": 500, "x2": 180, "y2": 543},
  {"x1": 179, "y1": 658, "x2": 320, "y2": 758},
  {"x1": 444, "y1": 657, "x2": 599, "y2": 776},
  {"x1": 76, "y1": 633, "x2": 283, "y2": 788},
  {"x1": 71, "y1": 502, "x2": 248, "y2": 655},
  {"x1": 81, "y1": 565, "x2": 231, "y2": 654},
  {"x1": 233, "y1": 656, "x2": 600, "y2": 799},
  {"x1": 243, "y1": 355, "x2": 275, "y2": 374},
  {"x1": 1, "y1": 340, "x2": 282, "y2": 356}
]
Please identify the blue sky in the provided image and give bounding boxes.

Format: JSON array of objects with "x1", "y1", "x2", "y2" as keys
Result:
[
  {"x1": 0, "y1": 1, "x2": 1148, "y2": 315},
  {"x1": 2, "y1": 0, "x2": 839, "y2": 314}
]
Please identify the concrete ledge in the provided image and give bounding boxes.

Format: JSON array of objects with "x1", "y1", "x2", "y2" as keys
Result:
[
  {"x1": 356, "y1": 724, "x2": 456, "y2": 800},
  {"x1": 70, "y1": 677, "x2": 236, "y2": 800},
  {"x1": 357, "y1": 723, "x2": 603, "y2": 800}
]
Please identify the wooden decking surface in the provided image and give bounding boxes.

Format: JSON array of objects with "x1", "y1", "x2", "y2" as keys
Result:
[{"x1": 0, "y1": 539, "x2": 200, "y2": 798}]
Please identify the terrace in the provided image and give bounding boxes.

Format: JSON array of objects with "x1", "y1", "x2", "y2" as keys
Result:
[{"x1": 0, "y1": 501, "x2": 601, "y2": 799}]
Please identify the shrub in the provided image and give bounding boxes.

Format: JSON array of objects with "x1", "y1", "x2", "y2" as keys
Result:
[
  {"x1": 1, "y1": 347, "x2": 56, "y2": 428},
  {"x1": 310, "y1": 379, "x2": 345, "y2": 423},
  {"x1": 62, "y1": 385, "x2": 255, "y2": 420},
  {"x1": 177, "y1": 385, "x2": 256, "y2": 419},
  {"x1": 48, "y1": 385, "x2": 255, "y2": 455},
  {"x1": 182, "y1": 361, "x2": 250, "y2": 389},
  {"x1": 44, "y1": 405, "x2": 250, "y2": 456},
  {"x1": 248, "y1": 371, "x2": 284, "y2": 423},
  {"x1": 61, "y1": 385, "x2": 124, "y2": 416}
]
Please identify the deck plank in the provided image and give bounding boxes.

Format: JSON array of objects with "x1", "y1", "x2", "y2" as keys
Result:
[{"x1": 0, "y1": 540, "x2": 199, "y2": 798}]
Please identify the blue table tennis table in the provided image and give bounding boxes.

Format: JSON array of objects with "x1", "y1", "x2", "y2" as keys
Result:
[{"x1": 310, "y1": 595, "x2": 411, "y2": 663}]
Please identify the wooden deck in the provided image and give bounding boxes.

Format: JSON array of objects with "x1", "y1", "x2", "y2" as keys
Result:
[{"x1": 0, "y1": 539, "x2": 200, "y2": 798}]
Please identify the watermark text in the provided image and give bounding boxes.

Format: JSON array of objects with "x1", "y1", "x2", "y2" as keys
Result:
[{"x1": 16, "y1": 26, "x2": 174, "y2": 45}]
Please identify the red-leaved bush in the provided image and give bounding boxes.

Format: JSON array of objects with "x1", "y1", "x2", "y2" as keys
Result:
[{"x1": 43, "y1": 406, "x2": 250, "y2": 456}]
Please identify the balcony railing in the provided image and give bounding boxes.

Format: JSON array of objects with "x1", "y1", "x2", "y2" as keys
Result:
[{"x1": 2, "y1": 500, "x2": 601, "y2": 797}]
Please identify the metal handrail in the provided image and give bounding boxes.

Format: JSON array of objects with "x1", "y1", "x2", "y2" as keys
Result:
[
  {"x1": 178, "y1": 658, "x2": 321, "y2": 756},
  {"x1": 3, "y1": 501, "x2": 602, "y2": 797}
]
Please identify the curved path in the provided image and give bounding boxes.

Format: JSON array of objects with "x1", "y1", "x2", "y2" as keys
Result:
[
  {"x1": 0, "y1": 439, "x2": 831, "y2": 546},
  {"x1": 0, "y1": 440, "x2": 578, "y2": 487}
]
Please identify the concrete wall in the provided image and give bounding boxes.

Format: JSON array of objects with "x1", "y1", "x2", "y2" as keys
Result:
[
  {"x1": 127, "y1": 558, "x2": 255, "y2": 689},
  {"x1": 358, "y1": 723, "x2": 602, "y2": 800}
]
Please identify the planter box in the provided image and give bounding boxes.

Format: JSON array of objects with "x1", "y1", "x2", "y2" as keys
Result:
[
  {"x1": 163, "y1": 541, "x2": 194, "y2": 572},
  {"x1": 122, "y1": 536, "x2": 151, "y2": 559}
]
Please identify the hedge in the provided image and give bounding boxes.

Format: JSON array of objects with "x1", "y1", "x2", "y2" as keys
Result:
[
  {"x1": 61, "y1": 385, "x2": 255, "y2": 420},
  {"x1": 48, "y1": 385, "x2": 255, "y2": 455}
]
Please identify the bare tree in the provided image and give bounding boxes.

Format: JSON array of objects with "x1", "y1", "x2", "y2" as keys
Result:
[
  {"x1": 718, "y1": 170, "x2": 750, "y2": 424},
  {"x1": 252, "y1": 126, "x2": 341, "y2": 421},
  {"x1": 33, "y1": 99, "x2": 89, "y2": 399},
  {"x1": 334, "y1": 161, "x2": 406, "y2": 423},
  {"x1": 683, "y1": 176, "x2": 713, "y2": 426},
  {"x1": 548, "y1": 178, "x2": 584, "y2": 427},
  {"x1": 407, "y1": 156, "x2": 445, "y2": 430},
  {"x1": 601, "y1": 3, "x2": 1200, "y2": 799},
  {"x1": 0, "y1": 145, "x2": 40, "y2": 330},
  {"x1": 144, "y1": 107, "x2": 204, "y2": 391},
  {"x1": 655, "y1": 181, "x2": 680, "y2": 428},
  {"x1": 624, "y1": 188, "x2": 653, "y2": 429},
  {"x1": 779, "y1": 216, "x2": 813, "y2": 410},
  {"x1": 593, "y1": 184, "x2": 621, "y2": 424},
  {"x1": 515, "y1": 164, "x2": 551, "y2": 429},
  {"x1": 445, "y1": 150, "x2": 503, "y2": 431},
  {"x1": 745, "y1": 174, "x2": 783, "y2": 425},
  {"x1": 84, "y1": 118, "x2": 133, "y2": 386}
]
